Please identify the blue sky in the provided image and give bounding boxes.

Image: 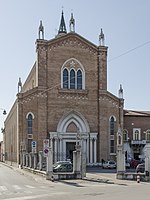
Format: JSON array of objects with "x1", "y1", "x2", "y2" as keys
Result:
[{"x1": 0, "y1": 0, "x2": 150, "y2": 139}]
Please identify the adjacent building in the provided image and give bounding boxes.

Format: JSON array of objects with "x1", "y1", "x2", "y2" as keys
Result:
[{"x1": 123, "y1": 110, "x2": 150, "y2": 161}]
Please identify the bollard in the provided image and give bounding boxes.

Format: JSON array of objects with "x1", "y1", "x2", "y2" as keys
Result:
[
  {"x1": 137, "y1": 174, "x2": 140, "y2": 183},
  {"x1": 51, "y1": 176, "x2": 54, "y2": 182}
]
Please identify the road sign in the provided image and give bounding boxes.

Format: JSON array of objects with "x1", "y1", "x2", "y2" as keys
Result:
[
  {"x1": 32, "y1": 141, "x2": 37, "y2": 153},
  {"x1": 43, "y1": 139, "x2": 49, "y2": 157}
]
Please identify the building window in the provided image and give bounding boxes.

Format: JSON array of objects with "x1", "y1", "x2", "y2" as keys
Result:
[
  {"x1": 77, "y1": 70, "x2": 82, "y2": 89},
  {"x1": 133, "y1": 128, "x2": 141, "y2": 140},
  {"x1": 109, "y1": 116, "x2": 116, "y2": 154},
  {"x1": 61, "y1": 58, "x2": 85, "y2": 89},
  {"x1": 110, "y1": 140, "x2": 115, "y2": 154},
  {"x1": 70, "y1": 69, "x2": 75, "y2": 89},
  {"x1": 26, "y1": 112, "x2": 34, "y2": 153},
  {"x1": 27, "y1": 114, "x2": 33, "y2": 134},
  {"x1": 63, "y1": 68, "x2": 69, "y2": 88},
  {"x1": 123, "y1": 129, "x2": 128, "y2": 142},
  {"x1": 145, "y1": 130, "x2": 150, "y2": 141},
  {"x1": 110, "y1": 116, "x2": 115, "y2": 135}
]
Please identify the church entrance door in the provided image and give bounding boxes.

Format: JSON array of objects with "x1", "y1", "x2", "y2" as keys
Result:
[{"x1": 66, "y1": 142, "x2": 76, "y2": 162}]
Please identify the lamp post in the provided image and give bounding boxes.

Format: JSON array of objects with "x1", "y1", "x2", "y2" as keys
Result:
[
  {"x1": 0, "y1": 108, "x2": 7, "y2": 135},
  {"x1": 0, "y1": 108, "x2": 7, "y2": 162},
  {"x1": 0, "y1": 108, "x2": 7, "y2": 116}
]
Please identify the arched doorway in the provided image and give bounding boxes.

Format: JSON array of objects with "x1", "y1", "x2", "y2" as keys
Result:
[{"x1": 49, "y1": 111, "x2": 98, "y2": 165}]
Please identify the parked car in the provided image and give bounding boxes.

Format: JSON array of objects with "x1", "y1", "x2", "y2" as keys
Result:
[
  {"x1": 136, "y1": 163, "x2": 145, "y2": 173},
  {"x1": 103, "y1": 160, "x2": 116, "y2": 169},
  {"x1": 53, "y1": 160, "x2": 72, "y2": 168},
  {"x1": 53, "y1": 162, "x2": 73, "y2": 172}
]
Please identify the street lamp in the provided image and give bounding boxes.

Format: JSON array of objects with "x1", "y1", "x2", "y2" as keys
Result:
[
  {"x1": 0, "y1": 108, "x2": 7, "y2": 134},
  {"x1": 0, "y1": 108, "x2": 7, "y2": 115},
  {"x1": 0, "y1": 108, "x2": 7, "y2": 162}
]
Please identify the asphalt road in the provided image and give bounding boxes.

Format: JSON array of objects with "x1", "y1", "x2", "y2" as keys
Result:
[{"x1": 0, "y1": 163, "x2": 149, "y2": 200}]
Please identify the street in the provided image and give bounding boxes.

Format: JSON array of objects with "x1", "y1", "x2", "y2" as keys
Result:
[{"x1": 0, "y1": 163, "x2": 150, "y2": 200}]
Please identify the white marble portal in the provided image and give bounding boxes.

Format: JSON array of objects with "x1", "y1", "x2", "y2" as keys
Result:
[{"x1": 49, "y1": 131, "x2": 98, "y2": 165}]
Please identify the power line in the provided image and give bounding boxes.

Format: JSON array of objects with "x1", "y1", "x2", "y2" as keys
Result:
[
  {"x1": 20, "y1": 40, "x2": 150, "y2": 103},
  {"x1": 108, "y1": 40, "x2": 150, "y2": 62}
]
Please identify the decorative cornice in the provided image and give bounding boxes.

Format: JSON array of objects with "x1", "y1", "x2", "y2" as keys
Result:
[
  {"x1": 57, "y1": 89, "x2": 88, "y2": 100},
  {"x1": 48, "y1": 37, "x2": 97, "y2": 55}
]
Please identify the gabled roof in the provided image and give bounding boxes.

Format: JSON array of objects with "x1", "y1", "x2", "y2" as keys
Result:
[
  {"x1": 124, "y1": 110, "x2": 150, "y2": 117},
  {"x1": 36, "y1": 32, "x2": 100, "y2": 54},
  {"x1": 36, "y1": 11, "x2": 108, "y2": 51}
]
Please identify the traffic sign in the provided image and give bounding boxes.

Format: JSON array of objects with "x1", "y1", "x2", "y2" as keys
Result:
[
  {"x1": 43, "y1": 139, "x2": 49, "y2": 157},
  {"x1": 32, "y1": 141, "x2": 37, "y2": 153}
]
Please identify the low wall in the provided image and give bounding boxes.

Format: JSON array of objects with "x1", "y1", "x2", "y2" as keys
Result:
[
  {"x1": 117, "y1": 172, "x2": 150, "y2": 182},
  {"x1": 23, "y1": 166, "x2": 82, "y2": 180}
]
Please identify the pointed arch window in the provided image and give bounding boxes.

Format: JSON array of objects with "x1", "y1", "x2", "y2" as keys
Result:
[
  {"x1": 109, "y1": 116, "x2": 116, "y2": 154},
  {"x1": 63, "y1": 69, "x2": 69, "y2": 88},
  {"x1": 77, "y1": 70, "x2": 82, "y2": 89},
  {"x1": 27, "y1": 113, "x2": 33, "y2": 134},
  {"x1": 110, "y1": 116, "x2": 115, "y2": 135},
  {"x1": 70, "y1": 69, "x2": 75, "y2": 89},
  {"x1": 61, "y1": 58, "x2": 85, "y2": 90},
  {"x1": 26, "y1": 112, "x2": 34, "y2": 153}
]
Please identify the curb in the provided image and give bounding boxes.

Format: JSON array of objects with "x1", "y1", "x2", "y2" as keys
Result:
[{"x1": 83, "y1": 177, "x2": 114, "y2": 184}]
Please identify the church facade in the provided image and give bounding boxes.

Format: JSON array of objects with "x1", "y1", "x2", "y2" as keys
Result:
[{"x1": 4, "y1": 12, "x2": 124, "y2": 166}]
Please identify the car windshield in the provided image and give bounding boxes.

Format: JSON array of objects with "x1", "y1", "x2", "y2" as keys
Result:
[{"x1": 109, "y1": 161, "x2": 115, "y2": 164}]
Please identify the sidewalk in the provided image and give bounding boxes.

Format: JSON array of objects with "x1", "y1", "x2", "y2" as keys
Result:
[
  {"x1": 0, "y1": 162, "x2": 140, "y2": 185},
  {"x1": 85, "y1": 172, "x2": 129, "y2": 185}
]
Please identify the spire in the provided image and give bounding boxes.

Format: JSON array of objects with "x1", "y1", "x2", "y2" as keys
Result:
[
  {"x1": 99, "y1": 28, "x2": 105, "y2": 46},
  {"x1": 38, "y1": 20, "x2": 44, "y2": 39},
  {"x1": 118, "y1": 84, "x2": 123, "y2": 99},
  {"x1": 58, "y1": 10, "x2": 67, "y2": 35},
  {"x1": 69, "y1": 13, "x2": 75, "y2": 32}
]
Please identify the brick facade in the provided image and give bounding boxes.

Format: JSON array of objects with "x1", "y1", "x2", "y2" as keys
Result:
[{"x1": 4, "y1": 12, "x2": 123, "y2": 166}]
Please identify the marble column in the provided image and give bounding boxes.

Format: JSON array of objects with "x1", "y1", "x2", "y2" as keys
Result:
[
  {"x1": 86, "y1": 138, "x2": 89, "y2": 164},
  {"x1": 54, "y1": 138, "x2": 57, "y2": 163},
  {"x1": 94, "y1": 138, "x2": 97, "y2": 163},
  {"x1": 90, "y1": 138, "x2": 93, "y2": 163},
  {"x1": 59, "y1": 138, "x2": 63, "y2": 161}
]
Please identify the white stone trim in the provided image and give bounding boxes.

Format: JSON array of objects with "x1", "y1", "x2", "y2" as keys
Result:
[
  {"x1": 26, "y1": 112, "x2": 35, "y2": 119},
  {"x1": 57, "y1": 110, "x2": 90, "y2": 133},
  {"x1": 61, "y1": 57, "x2": 85, "y2": 89}
]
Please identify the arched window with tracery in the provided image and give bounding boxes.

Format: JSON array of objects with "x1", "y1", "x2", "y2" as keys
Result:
[{"x1": 61, "y1": 58, "x2": 85, "y2": 90}]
